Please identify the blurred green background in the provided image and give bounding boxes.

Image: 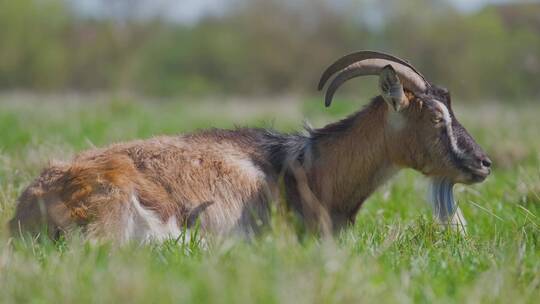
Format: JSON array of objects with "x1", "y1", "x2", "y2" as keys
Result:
[{"x1": 0, "y1": 0, "x2": 539, "y2": 100}]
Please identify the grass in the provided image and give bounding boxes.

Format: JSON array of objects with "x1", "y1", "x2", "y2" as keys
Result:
[{"x1": 0, "y1": 94, "x2": 539, "y2": 303}]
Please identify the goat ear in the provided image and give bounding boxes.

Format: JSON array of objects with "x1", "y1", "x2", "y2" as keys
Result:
[{"x1": 379, "y1": 65, "x2": 408, "y2": 112}]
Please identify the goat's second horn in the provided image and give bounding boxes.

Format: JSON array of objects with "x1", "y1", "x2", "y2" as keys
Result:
[{"x1": 319, "y1": 51, "x2": 429, "y2": 107}]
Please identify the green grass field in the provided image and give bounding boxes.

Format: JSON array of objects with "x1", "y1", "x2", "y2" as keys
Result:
[{"x1": 0, "y1": 95, "x2": 539, "y2": 303}]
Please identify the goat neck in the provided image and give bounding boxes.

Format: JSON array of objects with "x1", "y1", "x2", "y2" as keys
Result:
[{"x1": 306, "y1": 97, "x2": 398, "y2": 227}]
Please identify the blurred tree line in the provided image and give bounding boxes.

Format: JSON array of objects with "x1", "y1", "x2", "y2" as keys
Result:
[{"x1": 0, "y1": 0, "x2": 539, "y2": 100}]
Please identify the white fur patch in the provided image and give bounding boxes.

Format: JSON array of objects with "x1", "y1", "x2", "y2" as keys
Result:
[
  {"x1": 123, "y1": 194, "x2": 183, "y2": 243},
  {"x1": 433, "y1": 100, "x2": 464, "y2": 157},
  {"x1": 387, "y1": 110, "x2": 406, "y2": 130},
  {"x1": 231, "y1": 157, "x2": 265, "y2": 180},
  {"x1": 194, "y1": 154, "x2": 268, "y2": 237}
]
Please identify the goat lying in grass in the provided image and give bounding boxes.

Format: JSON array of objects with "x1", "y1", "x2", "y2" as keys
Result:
[{"x1": 10, "y1": 51, "x2": 491, "y2": 243}]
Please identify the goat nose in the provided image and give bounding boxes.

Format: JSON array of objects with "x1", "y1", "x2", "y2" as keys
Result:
[{"x1": 480, "y1": 156, "x2": 492, "y2": 168}]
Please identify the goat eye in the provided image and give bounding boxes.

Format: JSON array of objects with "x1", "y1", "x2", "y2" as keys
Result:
[{"x1": 432, "y1": 117, "x2": 443, "y2": 124}]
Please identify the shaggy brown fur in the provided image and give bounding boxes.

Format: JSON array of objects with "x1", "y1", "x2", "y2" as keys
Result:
[{"x1": 10, "y1": 135, "x2": 279, "y2": 242}]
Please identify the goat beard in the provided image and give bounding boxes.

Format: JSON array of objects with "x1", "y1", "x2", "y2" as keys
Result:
[{"x1": 427, "y1": 177, "x2": 457, "y2": 223}]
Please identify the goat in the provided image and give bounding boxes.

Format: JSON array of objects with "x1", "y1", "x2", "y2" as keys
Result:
[{"x1": 9, "y1": 51, "x2": 491, "y2": 243}]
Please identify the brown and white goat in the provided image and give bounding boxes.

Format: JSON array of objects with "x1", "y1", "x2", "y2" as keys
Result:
[{"x1": 9, "y1": 51, "x2": 491, "y2": 243}]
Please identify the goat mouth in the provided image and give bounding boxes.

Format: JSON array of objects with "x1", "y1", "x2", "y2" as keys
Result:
[{"x1": 464, "y1": 165, "x2": 490, "y2": 183}]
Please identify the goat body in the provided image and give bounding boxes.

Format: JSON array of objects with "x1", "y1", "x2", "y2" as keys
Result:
[{"x1": 11, "y1": 98, "x2": 397, "y2": 242}]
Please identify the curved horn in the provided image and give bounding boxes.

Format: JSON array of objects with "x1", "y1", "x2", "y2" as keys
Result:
[
  {"x1": 318, "y1": 50, "x2": 427, "y2": 90},
  {"x1": 322, "y1": 58, "x2": 429, "y2": 107}
]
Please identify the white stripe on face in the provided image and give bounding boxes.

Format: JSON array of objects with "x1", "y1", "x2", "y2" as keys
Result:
[{"x1": 433, "y1": 100, "x2": 464, "y2": 158}]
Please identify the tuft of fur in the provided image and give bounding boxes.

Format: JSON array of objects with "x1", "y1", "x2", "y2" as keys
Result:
[{"x1": 428, "y1": 177, "x2": 467, "y2": 233}]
